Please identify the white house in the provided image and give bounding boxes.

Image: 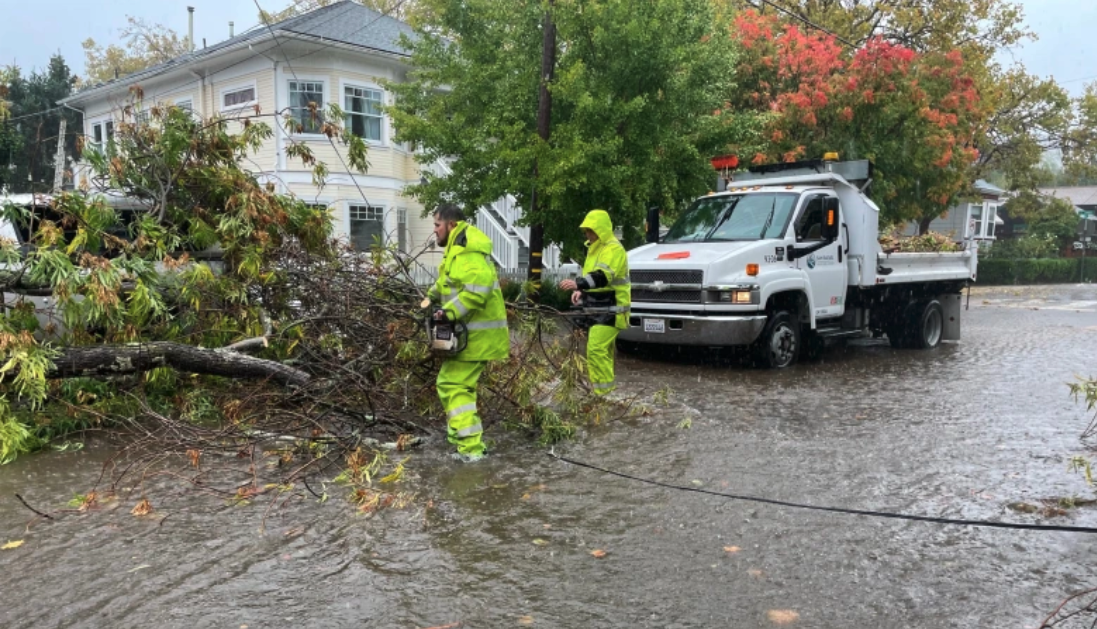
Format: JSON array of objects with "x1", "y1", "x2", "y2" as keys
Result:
[{"x1": 58, "y1": 1, "x2": 556, "y2": 270}]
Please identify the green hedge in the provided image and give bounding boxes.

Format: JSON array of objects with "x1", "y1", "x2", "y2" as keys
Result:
[{"x1": 977, "y1": 258, "x2": 1096, "y2": 285}]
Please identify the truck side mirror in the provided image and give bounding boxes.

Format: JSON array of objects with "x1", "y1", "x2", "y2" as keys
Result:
[
  {"x1": 645, "y1": 206, "x2": 661, "y2": 244},
  {"x1": 822, "y1": 198, "x2": 840, "y2": 242}
]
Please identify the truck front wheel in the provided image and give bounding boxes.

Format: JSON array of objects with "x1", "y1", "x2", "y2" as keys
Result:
[{"x1": 754, "y1": 310, "x2": 800, "y2": 369}]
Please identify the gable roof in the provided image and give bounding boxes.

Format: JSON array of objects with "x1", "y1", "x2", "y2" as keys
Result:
[
  {"x1": 973, "y1": 179, "x2": 1005, "y2": 197},
  {"x1": 62, "y1": 1, "x2": 417, "y2": 105}
]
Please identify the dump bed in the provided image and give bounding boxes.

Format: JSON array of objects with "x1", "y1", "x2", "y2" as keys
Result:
[{"x1": 870, "y1": 249, "x2": 978, "y2": 286}]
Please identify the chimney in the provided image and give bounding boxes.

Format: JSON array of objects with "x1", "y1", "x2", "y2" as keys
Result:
[
  {"x1": 187, "y1": 6, "x2": 195, "y2": 52},
  {"x1": 229, "y1": 21, "x2": 235, "y2": 38}
]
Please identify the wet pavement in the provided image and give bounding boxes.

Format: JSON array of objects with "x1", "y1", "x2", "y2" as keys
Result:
[{"x1": 1, "y1": 284, "x2": 1096, "y2": 628}]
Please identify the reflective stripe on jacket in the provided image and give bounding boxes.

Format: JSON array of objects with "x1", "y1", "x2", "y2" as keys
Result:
[
  {"x1": 578, "y1": 210, "x2": 630, "y2": 329},
  {"x1": 428, "y1": 221, "x2": 510, "y2": 361}
]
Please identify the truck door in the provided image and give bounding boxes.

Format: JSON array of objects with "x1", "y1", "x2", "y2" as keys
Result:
[{"x1": 793, "y1": 193, "x2": 846, "y2": 319}]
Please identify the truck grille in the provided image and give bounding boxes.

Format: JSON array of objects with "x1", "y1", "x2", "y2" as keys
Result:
[
  {"x1": 632, "y1": 289, "x2": 704, "y2": 303},
  {"x1": 630, "y1": 270, "x2": 703, "y2": 284},
  {"x1": 630, "y1": 269, "x2": 703, "y2": 303}
]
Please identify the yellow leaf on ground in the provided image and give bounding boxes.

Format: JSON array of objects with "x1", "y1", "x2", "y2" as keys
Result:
[
  {"x1": 748, "y1": 568, "x2": 764, "y2": 578},
  {"x1": 131, "y1": 498, "x2": 152, "y2": 516},
  {"x1": 532, "y1": 538, "x2": 549, "y2": 546},
  {"x1": 1, "y1": 540, "x2": 24, "y2": 550},
  {"x1": 517, "y1": 615, "x2": 534, "y2": 625},
  {"x1": 590, "y1": 549, "x2": 607, "y2": 558},
  {"x1": 766, "y1": 610, "x2": 800, "y2": 624},
  {"x1": 723, "y1": 546, "x2": 741, "y2": 553}
]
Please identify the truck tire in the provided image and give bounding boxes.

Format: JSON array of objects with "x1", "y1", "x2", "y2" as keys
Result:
[
  {"x1": 907, "y1": 299, "x2": 944, "y2": 349},
  {"x1": 754, "y1": 310, "x2": 800, "y2": 369},
  {"x1": 885, "y1": 320, "x2": 909, "y2": 348}
]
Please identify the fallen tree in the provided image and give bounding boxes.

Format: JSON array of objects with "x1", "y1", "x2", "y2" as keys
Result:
[
  {"x1": 0, "y1": 94, "x2": 608, "y2": 500},
  {"x1": 46, "y1": 341, "x2": 311, "y2": 387}
]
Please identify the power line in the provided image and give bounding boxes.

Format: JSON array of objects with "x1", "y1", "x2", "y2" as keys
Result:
[
  {"x1": 749, "y1": 0, "x2": 857, "y2": 48},
  {"x1": 2, "y1": 106, "x2": 66, "y2": 124},
  {"x1": 550, "y1": 451, "x2": 1097, "y2": 534}
]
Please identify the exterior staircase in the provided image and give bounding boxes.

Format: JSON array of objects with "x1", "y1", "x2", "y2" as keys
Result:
[{"x1": 427, "y1": 159, "x2": 561, "y2": 270}]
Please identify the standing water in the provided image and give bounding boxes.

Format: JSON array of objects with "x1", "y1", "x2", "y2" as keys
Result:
[{"x1": 1, "y1": 284, "x2": 1096, "y2": 628}]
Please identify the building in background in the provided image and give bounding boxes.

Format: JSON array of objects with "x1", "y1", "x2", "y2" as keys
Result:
[{"x1": 58, "y1": 1, "x2": 558, "y2": 270}]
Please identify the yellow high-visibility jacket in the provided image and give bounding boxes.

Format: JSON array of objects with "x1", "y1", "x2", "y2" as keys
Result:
[
  {"x1": 429, "y1": 221, "x2": 510, "y2": 361},
  {"x1": 576, "y1": 210, "x2": 631, "y2": 329}
]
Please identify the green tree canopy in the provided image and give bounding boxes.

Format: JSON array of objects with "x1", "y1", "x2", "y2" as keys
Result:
[
  {"x1": 388, "y1": 0, "x2": 763, "y2": 253},
  {"x1": 0, "y1": 56, "x2": 81, "y2": 194}
]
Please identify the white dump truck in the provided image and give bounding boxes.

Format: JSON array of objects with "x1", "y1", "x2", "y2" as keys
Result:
[{"x1": 620, "y1": 158, "x2": 978, "y2": 367}]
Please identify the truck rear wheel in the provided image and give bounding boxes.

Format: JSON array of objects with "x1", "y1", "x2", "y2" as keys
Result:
[
  {"x1": 754, "y1": 310, "x2": 799, "y2": 369},
  {"x1": 908, "y1": 299, "x2": 943, "y2": 349},
  {"x1": 887, "y1": 299, "x2": 943, "y2": 349}
]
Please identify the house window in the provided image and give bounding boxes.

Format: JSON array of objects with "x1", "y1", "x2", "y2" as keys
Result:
[
  {"x1": 349, "y1": 204, "x2": 385, "y2": 250},
  {"x1": 969, "y1": 204, "x2": 984, "y2": 239},
  {"x1": 397, "y1": 207, "x2": 408, "y2": 252},
  {"x1": 985, "y1": 203, "x2": 1000, "y2": 239},
  {"x1": 968, "y1": 203, "x2": 998, "y2": 240},
  {"x1": 89, "y1": 120, "x2": 115, "y2": 153},
  {"x1": 223, "y1": 86, "x2": 256, "y2": 109},
  {"x1": 344, "y1": 86, "x2": 383, "y2": 141},
  {"x1": 176, "y1": 99, "x2": 193, "y2": 112},
  {"x1": 289, "y1": 80, "x2": 325, "y2": 134}
]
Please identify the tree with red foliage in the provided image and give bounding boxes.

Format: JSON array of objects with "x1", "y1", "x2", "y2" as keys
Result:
[{"x1": 726, "y1": 9, "x2": 988, "y2": 230}]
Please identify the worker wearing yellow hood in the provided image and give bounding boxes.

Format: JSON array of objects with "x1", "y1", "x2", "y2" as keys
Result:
[{"x1": 558, "y1": 209, "x2": 631, "y2": 395}]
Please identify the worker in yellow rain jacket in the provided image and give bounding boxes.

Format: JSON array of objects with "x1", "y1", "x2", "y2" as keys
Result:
[
  {"x1": 558, "y1": 209, "x2": 630, "y2": 396},
  {"x1": 427, "y1": 203, "x2": 510, "y2": 462}
]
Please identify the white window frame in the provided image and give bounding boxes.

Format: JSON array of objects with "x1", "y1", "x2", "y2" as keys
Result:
[
  {"x1": 397, "y1": 207, "x2": 408, "y2": 253},
  {"x1": 87, "y1": 117, "x2": 115, "y2": 154},
  {"x1": 348, "y1": 203, "x2": 387, "y2": 251},
  {"x1": 220, "y1": 80, "x2": 258, "y2": 112},
  {"x1": 287, "y1": 77, "x2": 329, "y2": 137},
  {"x1": 340, "y1": 80, "x2": 386, "y2": 145},
  {"x1": 966, "y1": 202, "x2": 1000, "y2": 240},
  {"x1": 985, "y1": 202, "x2": 1001, "y2": 239}
]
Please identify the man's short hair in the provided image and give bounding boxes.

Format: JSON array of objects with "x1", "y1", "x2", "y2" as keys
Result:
[{"x1": 433, "y1": 203, "x2": 464, "y2": 223}]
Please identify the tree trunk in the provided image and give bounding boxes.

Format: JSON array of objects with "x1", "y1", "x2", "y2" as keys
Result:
[
  {"x1": 918, "y1": 216, "x2": 933, "y2": 235},
  {"x1": 47, "y1": 342, "x2": 310, "y2": 387}
]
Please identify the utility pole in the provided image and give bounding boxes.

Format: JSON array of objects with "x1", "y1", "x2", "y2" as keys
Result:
[
  {"x1": 526, "y1": 0, "x2": 556, "y2": 297},
  {"x1": 52, "y1": 118, "x2": 66, "y2": 193}
]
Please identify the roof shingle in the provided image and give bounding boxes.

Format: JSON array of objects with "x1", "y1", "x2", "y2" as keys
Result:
[{"x1": 63, "y1": 1, "x2": 416, "y2": 103}]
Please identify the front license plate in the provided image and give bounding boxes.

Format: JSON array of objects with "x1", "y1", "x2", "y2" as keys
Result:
[{"x1": 643, "y1": 318, "x2": 666, "y2": 334}]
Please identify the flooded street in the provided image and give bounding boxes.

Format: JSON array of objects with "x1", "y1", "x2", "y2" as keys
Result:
[{"x1": 2, "y1": 284, "x2": 1096, "y2": 628}]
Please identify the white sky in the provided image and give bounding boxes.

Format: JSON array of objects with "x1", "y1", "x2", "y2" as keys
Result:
[{"x1": 0, "y1": 0, "x2": 1093, "y2": 96}]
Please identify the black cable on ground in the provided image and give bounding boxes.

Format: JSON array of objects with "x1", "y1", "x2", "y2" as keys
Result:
[{"x1": 549, "y1": 451, "x2": 1097, "y2": 534}]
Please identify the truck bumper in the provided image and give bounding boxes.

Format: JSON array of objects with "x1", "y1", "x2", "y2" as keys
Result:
[{"x1": 619, "y1": 313, "x2": 768, "y2": 346}]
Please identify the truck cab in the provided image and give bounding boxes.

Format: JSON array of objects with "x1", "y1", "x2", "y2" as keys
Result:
[{"x1": 621, "y1": 159, "x2": 976, "y2": 367}]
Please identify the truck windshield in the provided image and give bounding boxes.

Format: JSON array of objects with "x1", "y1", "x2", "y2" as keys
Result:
[{"x1": 663, "y1": 193, "x2": 798, "y2": 243}]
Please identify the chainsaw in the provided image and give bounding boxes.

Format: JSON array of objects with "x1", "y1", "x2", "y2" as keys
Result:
[{"x1": 420, "y1": 299, "x2": 468, "y2": 355}]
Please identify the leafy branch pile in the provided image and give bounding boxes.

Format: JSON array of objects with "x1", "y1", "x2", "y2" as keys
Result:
[
  {"x1": 0, "y1": 94, "x2": 602, "y2": 505},
  {"x1": 878, "y1": 230, "x2": 963, "y2": 253}
]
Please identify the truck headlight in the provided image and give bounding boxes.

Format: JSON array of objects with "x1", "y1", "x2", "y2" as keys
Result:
[{"x1": 711, "y1": 288, "x2": 758, "y2": 304}]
